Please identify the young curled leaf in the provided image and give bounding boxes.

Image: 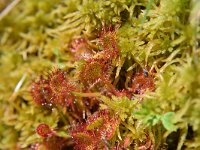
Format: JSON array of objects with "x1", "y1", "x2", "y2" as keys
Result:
[{"x1": 36, "y1": 123, "x2": 54, "y2": 138}]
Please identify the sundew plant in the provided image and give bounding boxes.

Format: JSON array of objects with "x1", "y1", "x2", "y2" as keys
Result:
[{"x1": 0, "y1": 0, "x2": 200, "y2": 149}]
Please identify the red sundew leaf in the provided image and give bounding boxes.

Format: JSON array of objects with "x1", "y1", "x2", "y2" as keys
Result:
[
  {"x1": 99, "y1": 25, "x2": 119, "y2": 60},
  {"x1": 70, "y1": 123, "x2": 100, "y2": 150},
  {"x1": 36, "y1": 123, "x2": 54, "y2": 138},
  {"x1": 69, "y1": 37, "x2": 94, "y2": 60},
  {"x1": 131, "y1": 69, "x2": 155, "y2": 94},
  {"x1": 34, "y1": 124, "x2": 72, "y2": 150},
  {"x1": 79, "y1": 58, "x2": 112, "y2": 89},
  {"x1": 93, "y1": 110, "x2": 119, "y2": 140},
  {"x1": 86, "y1": 117, "x2": 103, "y2": 130},
  {"x1": 107, "y1": 87, "x2": 132, "y2": 98},
  {"x1": 80, "y1": 60, "x2": 103, "y2": 86},
  {"x1": 123, "y1": 137, "x2": 131, "y2": 148},
  {"x1": 71, "y1": 129, "x2": 104, "y2": 150},
  {"x1": 29, "y1": 143, "x2": 40, "y2": 150},
  {"x1": 48, "y1": 69, "x2": 77, "y2": 106},
  {"x1": 73, "y1": 132, "x2": 95, "y2": 145},
  {"x1": 32, "y1": 136, "x2": 70, "y2": 150},
  {"x1": 70, "y1": 110, "x2": 120, "y2": 150},
  {"x1": 111, "y1": 144, "x2": 124, "y2": 150},
  {"x1": 42, "y1": 136, "x2": 70, "y2": 150},
  {"x1": 31, "y1": 69, "x2": 78, "y2": 108},
  {"x1": 31, "y1": 77, "x2": 53, "y2": 107},
  {"x1": 138, "y1": 133, "x2": 153, "y2": 150}
]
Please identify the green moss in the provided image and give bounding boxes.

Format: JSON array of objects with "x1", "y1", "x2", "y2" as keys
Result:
[{"x1": 0, "y1": 0, "x2": 200, "y2": 149}]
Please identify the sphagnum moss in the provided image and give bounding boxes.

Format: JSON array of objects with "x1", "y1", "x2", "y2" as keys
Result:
[{"x1": 0, "y1": 0, "x2": 200, "y2": 149}]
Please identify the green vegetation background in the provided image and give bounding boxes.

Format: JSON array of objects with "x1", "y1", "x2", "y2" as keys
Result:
[{"x1": 0, "y1": 0, "x2": 200, "y2": 149}]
